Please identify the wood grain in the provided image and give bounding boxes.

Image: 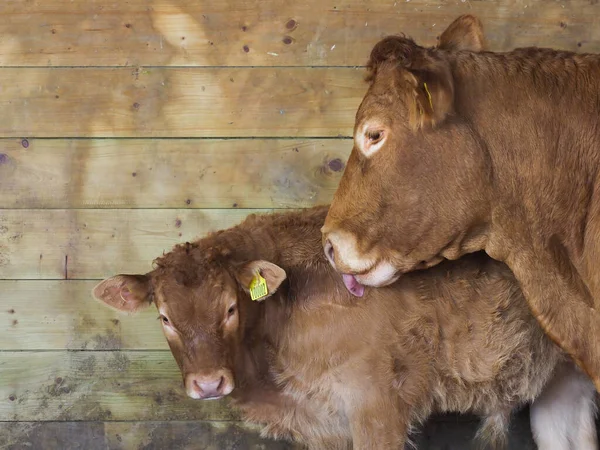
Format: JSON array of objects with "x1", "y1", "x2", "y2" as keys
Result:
[
  {"x1": 0, "y1": 351, "x2": 238, "y2": 421},
  {"x1": 1, "y1": 0, "x2": 599, "y2": 67},
  {"x1": 0, "y1": 138, "x2": 349, "y2": 209},
  {"x1": 0, "y1": 421, "x2": 300, "y2": 450},
  {"x1": 0, "y1": 209, "x2": 265, "y2": 279},
  {"x1": 0, "y1": 68, "x2": 364, "y2": 138},
  {"x1": 0, "y1": 281, "x2": 166, "y2": 351}
]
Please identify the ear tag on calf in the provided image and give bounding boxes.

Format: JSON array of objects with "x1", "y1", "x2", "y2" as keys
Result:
[{"x1": 249, "y1": 272, "x2": 268, "y2": 301}]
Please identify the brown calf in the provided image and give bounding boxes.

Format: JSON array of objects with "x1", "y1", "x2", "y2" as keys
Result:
[
  {"x1": 321, "y1": 14, "x2": 600, "y2": 390},
  {"x1": 93, "y1": 206, "x2": 597, "y2": 449}
]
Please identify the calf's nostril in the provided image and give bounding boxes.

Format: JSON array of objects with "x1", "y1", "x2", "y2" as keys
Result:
[{"x1": 193, "y1": 379, "x2": 202, "y2": 394}]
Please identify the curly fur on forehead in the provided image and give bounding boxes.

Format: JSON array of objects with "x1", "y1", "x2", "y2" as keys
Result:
[
  {"x1": 153, "y1": 206, "x2": 330, "y2": 273},
  {"x1": 150, "y1": 237, "x2": 235, "y2": 288}
]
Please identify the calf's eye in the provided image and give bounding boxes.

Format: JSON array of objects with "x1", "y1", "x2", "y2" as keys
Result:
[
  {"x1": 227, "y1": 305, "x2": 236, "y2": 317},
  {"x1": 160, "y1": 315, "x2": 169, "y2": 325}
]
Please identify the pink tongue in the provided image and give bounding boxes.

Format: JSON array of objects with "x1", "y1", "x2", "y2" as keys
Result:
[{"x1": 342, "y1": 274, "x2": 365, "y2": 297}]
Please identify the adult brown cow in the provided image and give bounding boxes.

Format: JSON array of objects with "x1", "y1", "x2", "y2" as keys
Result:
[
  {"x1": 92, "y1": 206, "x2": 597, "y2": 449},
  {"x1": 321, "y1": 14, "x2": 600, "y2": 390}
]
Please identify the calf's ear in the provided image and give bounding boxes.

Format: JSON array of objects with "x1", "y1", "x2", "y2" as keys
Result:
[
  {"x1": 235, "y1": 260, "x2": 287, "y2": 301},
  {"x1": 92, "y1": 274, "x2": 153, "y2": 314},
  {"x1": 437, "y1": 14, "x2": 485, "y2": 52}
]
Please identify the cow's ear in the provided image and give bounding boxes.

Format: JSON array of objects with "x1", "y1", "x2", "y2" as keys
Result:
[
  {"x1": 235, "y1": 260, "x2": 287, "y2": 301},
  {"x1": 92, "y1": 274, "x2": 153, "y2": 314},
  {"x1": 438, "y1": 15, "x2": 485, "y2": 52},
  {"x1": 402, "y1": 66, "x2": 454, "y2": 131},
  {"x1": 367, "y1": 36, "x2": 454, "y2": 130}
]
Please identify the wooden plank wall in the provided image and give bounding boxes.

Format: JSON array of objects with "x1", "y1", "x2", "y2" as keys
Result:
[{"x1": 1, "y1": 0, "x2": 599, "y2": 448}]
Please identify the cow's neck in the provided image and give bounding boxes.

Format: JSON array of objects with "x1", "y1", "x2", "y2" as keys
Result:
[{"x1": 450, "y1": 51, "x2": 600, "y2": 267}]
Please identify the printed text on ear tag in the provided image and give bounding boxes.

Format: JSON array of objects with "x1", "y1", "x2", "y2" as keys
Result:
[{"x1": 249, "y1": 272, "x2": 268, "y2": 301}]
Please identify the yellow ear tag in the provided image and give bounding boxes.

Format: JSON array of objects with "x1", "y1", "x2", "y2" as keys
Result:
[
  {"x1": 423, "y1": 82, "x2": 434, "y2": 111},
  {"x1": 249, "y1": 272, "x2": 268, "y2": 301}
]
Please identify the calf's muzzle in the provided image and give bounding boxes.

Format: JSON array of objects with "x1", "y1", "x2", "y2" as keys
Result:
[{"x1": 185, "y1": 369, "x2": 234, "y2": 400}]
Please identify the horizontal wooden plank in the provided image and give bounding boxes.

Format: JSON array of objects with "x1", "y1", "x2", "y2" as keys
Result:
[
  {"x1": 0, "y1": 209, "x2": 263, "y2": 279},
  {"x1": 0, "y1": 351, "x2": 238, "y2": 421},
  {"x1": 2, "y1": 0, "x2": 600, "y2": 67},
  {"x1": 0, "y1": 421, "x2": 300, "y2": 450},
  {"x1": 0, "y1": 281, "x2": 166, "y2": 351},
  {"x1": 0, "y1": 139, "x2": 349, "y2": 209},
  {"x1": 0, "y1": 68, "x2": 363, "y2": 138},
  {"x1": 0, "y1": 414, "x2": 542, "y2": 450}
]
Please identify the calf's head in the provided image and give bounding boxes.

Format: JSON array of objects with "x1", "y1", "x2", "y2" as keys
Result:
[
  {"x1": 322, "y1": 15, "x2": 490, "y2": 295},
  {"x1": 92, "y1": 251, "x2": 286, "y2": 400}
]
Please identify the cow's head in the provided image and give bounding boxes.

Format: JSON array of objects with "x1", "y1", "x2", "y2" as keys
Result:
[
  {"x1": 92, "y1": 248, "x2": 286, "y2": 400},
  {"x1": 322, "y1": 15, "x2": 491, "y2": 295}
]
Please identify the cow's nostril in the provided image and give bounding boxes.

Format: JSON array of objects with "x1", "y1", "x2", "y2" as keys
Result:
[
  {"x1": 216, "y1": 376, "x2": 224, "y2": 393},
  {"x1": 325, "y1": 239, "x2": 335, "y2": 263}
]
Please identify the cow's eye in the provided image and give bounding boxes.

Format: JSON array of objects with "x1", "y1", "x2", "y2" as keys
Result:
[
  {"x1": 160, "y1": 315, "x2": 169, "y2": 325},
  {"x1": 366, "y1": 130, "x2": 383, "y2": 143},
  {"x1": 227, "y1": 304, "x2": 236, "y2": 317}
]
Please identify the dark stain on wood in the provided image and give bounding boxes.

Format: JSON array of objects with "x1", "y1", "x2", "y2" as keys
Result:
[
  {"x1": 106, "y1": 352, "x2": 131, "y2": 373},
  {"x1": 0, "y1": 421, "x2": 301, "y2": 450},
  {"x1": 47, "y1": 377, "x2": 72, "y2": 397},
  {"x1": 91, "y1": 330, "x2": 122, "y2": 350},
  {"x1": 77, "y1": 355, "x2": 97, "y2": 376},
  {"x1": 285, "y1": 19, "x2": 298, "y2": 31},
  {"x1": 328, "y1": 158, "x2": 344, "y2": 172},
  {"x1": 152, "y1": 389, "x2": 179, "y2": 406},
  {"x1": 138, "y1": 421, "x2": 300, "y2": 450},
  {"x1": 0, "y1": 422, "x2": 106, "y2": 450}
]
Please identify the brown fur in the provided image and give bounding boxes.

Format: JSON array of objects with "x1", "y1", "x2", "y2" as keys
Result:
[
  {"x1": 322, "y1": 14, "x2": 600, "y2": 390},
  {"x1": 94, "y1": 206, "x2": 564, "y2": 449}
]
